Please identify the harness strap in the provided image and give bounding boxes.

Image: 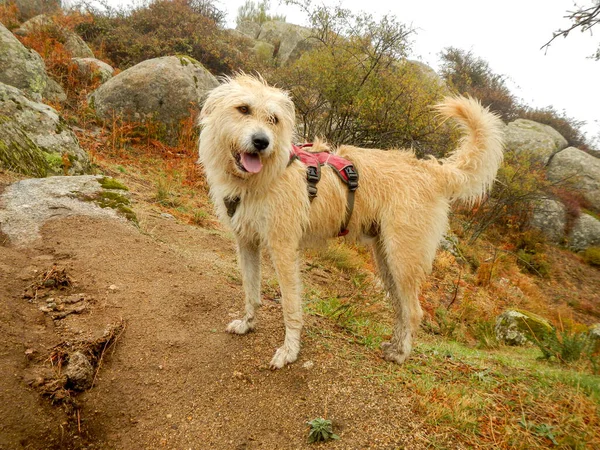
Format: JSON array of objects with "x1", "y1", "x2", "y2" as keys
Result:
[
  {"x1": 291, "y1": 144, "x2": 359, "y2": 237},
  {"x1": 224, "y1": 196, "x2": 240, "y2": 218}
]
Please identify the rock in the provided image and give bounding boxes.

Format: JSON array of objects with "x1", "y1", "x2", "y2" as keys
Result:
[
  {"x1": 0, "y1": 22, "x2": 65, "y2": 102},
  {"x1": 590, "y1": 323, "x2": 600, "y2": 353},
  {"x1": 504, "y1": 119, "x2": 568, "y2": 165},
  {"x1": 547, "y1": 147, "x2": 600, "y2": 211},
  {"x1": 495, "y1": 309, "x2": 553, "y2": 346},
  {"x1": 569, "y1": 213, "x2": 600, "y2": 252},
  {"x1": 72, "y1": 57, "x2": 114, "y2": 82},
  {"x1": 530, "y1": 198, "x2": 567, "y2": 244},
  {"x1": 64, "y1": 351, "x2": 94, "y2": 391},
  {"x1": 0, "y1": 175, "x2": 136, "y2": 246},
  {"x1": 236, "y1": 20, "x2": 314, "y2": 66},
  {"x1": 0, "y1": 82, "x2": 89, "y2": 175},
  {"x1": 1, "y1": 0, "x2": 61, "y2": 21},
  {"x1": 15, "y1": 14, "x2": 94, "y2": 58},
  {"x1": 89, "y1": 56, "x2": 218, "y2": 137}
]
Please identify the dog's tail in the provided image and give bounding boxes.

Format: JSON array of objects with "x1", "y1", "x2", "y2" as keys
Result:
[{"x1": 436, "y1": 96, "x2": 504, "y2": 204}]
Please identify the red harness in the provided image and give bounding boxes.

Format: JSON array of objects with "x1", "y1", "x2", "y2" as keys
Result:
[
  {"x1": 290, "y1": 144, "x2": 359, "y2": 236},
  {"x1": 224, "y1": 144, "x2": 360, "y2": 237}
]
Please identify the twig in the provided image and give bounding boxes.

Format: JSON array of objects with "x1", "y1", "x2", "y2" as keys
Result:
[
  {"x1": 447, "y1": 265, "x2": 463, "y2": 309},
  {"x1": 91, "y1": 320, "x2": 126, "y2": 388}
]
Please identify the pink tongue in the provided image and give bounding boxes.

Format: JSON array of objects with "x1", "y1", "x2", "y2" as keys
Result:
[{"x1": 241, "y1": 153, "x2": 263, "y2": 173}]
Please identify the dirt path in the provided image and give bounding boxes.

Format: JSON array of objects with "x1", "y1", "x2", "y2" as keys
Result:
[{"x1": 1, "y1": 194, "x2": 430, "y2": 449}]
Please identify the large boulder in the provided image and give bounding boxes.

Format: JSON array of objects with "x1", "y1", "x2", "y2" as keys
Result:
[
  {"x1": 0, "y1": 22, "x2": 65, "y2": 101},
  {"x1": 547, "y1": 147, "x2": 600, "y2": 211},
  {"x1": 495, "y1": 309, "x2": 553, "y2": 346},
  {"x1": 89, "y1": 56, "x2": 218, "y2": 130},
  {"x1": 0, "y1": 82, "x2": 90, "y2": 175},
  {"x1": 0, "y1": 0, "x2": 61, "y2": 21},
  {"x1": 72, "y1": 57, "x2": 114, "y2": 83},
  {"x1": 504, "y1": 119, "x2": 568, "y2": 165},
  {"x1": 531, "y1": 198, "x2": 567, "y2": 244},
  {"x1": 569, "y1": 213, "x2": 600, "y2": 252},
  {"x1": 14, "y1": 14, "x2": 94, "y2": 58},
  {"x1": 237, "y1": 20, "x2": 314, "y2": 66}
]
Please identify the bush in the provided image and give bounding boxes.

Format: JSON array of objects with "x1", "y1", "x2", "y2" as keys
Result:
[
  {"x1": 530, "y1": 327, "x2": 596, "y2": 367},
  {"x1": 271, "y1": 4, "x2": 452, "y2": 155},
  {"x1": 464, "y1": 151, "x2": 551, "y2": 242},
  {"x1": 439, "y1": 47, "x2": 518, "y2": 122},
  {"x1": 582, "y1": 247, "x2": 600, "y2": 267},
  {"x1": 76, "y1": 0, "x2": 258, "y2": 74},
  {"x1": 236, "y1": 0, "x2": 285, "y2": 26},
  {"x1": 15, "y1": 11, "x2": 102, "y2": 102}
]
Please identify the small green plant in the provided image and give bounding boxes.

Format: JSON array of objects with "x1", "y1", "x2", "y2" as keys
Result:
[
  {"x1": 530, "y1": 327, "x2": 595, "y2": 365},
  {"x1": 423, "y1": 307, "x2": 460, "y2": 339},
  {"x1": 307, "y1": 417, "x2": 339, "y2": 443},
  {"x1": 471, "y1": 320, "x2": 500, "y2": 349}
]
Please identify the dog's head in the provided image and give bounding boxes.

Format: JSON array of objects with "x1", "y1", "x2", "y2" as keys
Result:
[{"x1": 199, "y1": 74, "x2": 296, "y2": 184}]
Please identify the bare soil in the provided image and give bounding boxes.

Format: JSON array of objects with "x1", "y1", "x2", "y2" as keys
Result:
[{"x1": 0, "y1": 176, "x2": 431, "y2": 449}]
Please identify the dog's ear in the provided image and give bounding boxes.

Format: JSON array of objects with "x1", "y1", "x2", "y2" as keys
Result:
[{"x1": 199, "y1": 94, "x2": 217, "y2": 124}]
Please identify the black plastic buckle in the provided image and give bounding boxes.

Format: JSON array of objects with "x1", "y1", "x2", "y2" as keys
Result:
[
  {"x1": 306, "y1": 166, "x2": 320, "y2": 183},
  {"x1": 307, "y1": 184, "x2": 318, "y2": 199},
  {"x1": 344, "y1": 166, "x2": 359, "y2": 191}
]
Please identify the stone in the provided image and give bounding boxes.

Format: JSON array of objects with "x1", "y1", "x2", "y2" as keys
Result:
[
  {"x1": 547, "y1": 147, "x2": 600, "y2": 211},
  {"x1": 64, "y1": 351, "x2": 94, "y2": 391},
  {"x1": 0, "y1": 22, "x2": 65, "y2": 102},
  {"x1": 0, "y1": 175, "x2": 135, "y2": 246},
  {"x1": 530, "y1": 198, "x2": 567, "y2": 244},
  {"x1": 1, "y1": 0, "x2": 61, "y2": 21},
  {"x1": 72, "y1": 57, "x2": 114, "y2": 82},
  {"x1": 503, "y1": 119, "x2": 568, "y2": 165},
  {"x1": 0, "y1": 82, "x2": 89, "y2": 175},
  {"x1": 236, "y1": 20, "x2": 314, "y2": 66},
  {"x1": 88, "y1": 56, "x2": 218, "y2": 137},
  {"x1": 14, "y1": 14, "x2": 94, "y2": 58},
  {"x1": 495, "y1": 309, "x2": 553, "y2": 346},
  {"x1": 569, "y1": 213, "x2": 600, "y2": 252}
]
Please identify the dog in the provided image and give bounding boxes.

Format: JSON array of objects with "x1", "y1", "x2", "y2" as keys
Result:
[{"x1": 198, "y1": 74, "x2": 504, "y2": 369}]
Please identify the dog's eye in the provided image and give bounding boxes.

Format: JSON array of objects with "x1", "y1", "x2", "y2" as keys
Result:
[
  {"x1": 237, "y1": 105, "x2": 250, "y2": 115},
  {"x1": 270, "y1": 115, "x2": 279, "y2": 125}
]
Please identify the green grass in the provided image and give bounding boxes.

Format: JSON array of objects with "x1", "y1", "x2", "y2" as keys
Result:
[{"x1": 303, "y1": 277, "x2": 600, "y2": 449}]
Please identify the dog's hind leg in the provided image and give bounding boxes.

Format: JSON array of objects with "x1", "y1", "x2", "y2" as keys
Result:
[
  {"x1": 373, "y1": 235, "x2": 424, "y2": 365},
  {"x1": 227, "y1": 239, "x2": 262, "y2": 334},
  {"x1": 267, "y1": 242, "x2": 303, "y2": 369}
]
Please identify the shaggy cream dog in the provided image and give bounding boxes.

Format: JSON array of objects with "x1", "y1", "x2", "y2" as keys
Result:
[{"x1": 198, "y1": 74, "x2": 504, "y2": 369}]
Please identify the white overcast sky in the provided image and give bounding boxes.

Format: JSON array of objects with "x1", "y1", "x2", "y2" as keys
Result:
[{"x1": 83, "y1": 0, "x2": 600, "y2": 144}]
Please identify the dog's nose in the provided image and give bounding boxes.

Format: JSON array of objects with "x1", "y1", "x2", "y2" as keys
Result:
[{"x1": 252, "y1": 133, "x2": 270, "y2": 152}]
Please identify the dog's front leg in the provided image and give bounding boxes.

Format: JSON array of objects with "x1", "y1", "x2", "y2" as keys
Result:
[
  {"x1": 268, "y1": 242, "x2": 302, "y2": 369},
  {"x1": 227, "y1": 239, "x2": 261, "y2": 334}
]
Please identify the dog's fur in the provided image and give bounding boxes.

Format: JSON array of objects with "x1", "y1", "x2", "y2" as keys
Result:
[{"x1": 198, "y1": 74, "x2": 504, "y2": 369}]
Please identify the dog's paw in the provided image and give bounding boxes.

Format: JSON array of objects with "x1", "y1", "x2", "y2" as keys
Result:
[
  {"x1": 226, "y1": 319, "x2": 254, "y2": 335},
  {"x1": 269, "y1": 345, "x2": 299, "y2": 369},
  {"x1": 381, "y1": 341, "x2": 409, "y2": 365}
]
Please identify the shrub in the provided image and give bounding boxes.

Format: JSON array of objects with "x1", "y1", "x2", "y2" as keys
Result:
[
  {"x1": 464, "y1": 151, "x2": 551, "y2": 242},
  {"x1": 530, "y1": 327, "x2": 596, "y2": 366},
  {"x1": 582, "y1": 247, "x2": 600, "y2": 267},
  {"x1": 439, "y1": 47, "x2": 518, "y2": 122},
  {"x1": 236, "y1": 0, "x2": 285, "y2": 26},
  {"x1": 76, "y1": 0, "x2": 258, "y2": 74},
  {"x1": 271, "y1": 4, "x2": 452, "y2": 155},
  {"x1": 15, "y1": 11, "x2": 101, "y2": 102},
  {"x1": 0, "y1": 1, "x2": 21, "y2": 29}
]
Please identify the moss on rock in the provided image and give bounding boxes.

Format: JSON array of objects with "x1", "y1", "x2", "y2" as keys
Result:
[{"x1": 0, "y1": 119, "x2": 49, "y2": 177}]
